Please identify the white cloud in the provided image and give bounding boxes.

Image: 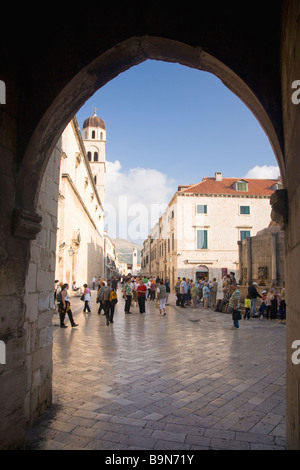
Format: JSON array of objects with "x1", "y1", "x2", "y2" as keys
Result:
[
  {"x1": 244, "y1": 165, "x2": 280, "y2": 179},
  {"x1": 103, "y1": 160, "x2": 176, "y2": 243}
]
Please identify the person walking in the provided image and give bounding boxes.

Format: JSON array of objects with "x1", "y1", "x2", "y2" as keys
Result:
[
  {"x1": 150, "y1": 279, "x2": 156, "y2": 301},
  {"x1": 103, "y1": 281, "x2": 112, "y2": 325},
  {"x1": 157, "y1": 280, "x2": 167, "y2": 315},
  {"x1": 137, "y1": 279, "x2": 147, "y2": 314},
  {"x1": 228, "y1": 284, "x2": 241, "y2": 329},
  {"x1": 83, "y1": 284, "x2": 91, "y2": 312},
  {"x1": 97, "y1": 281, "x2": 106, "y2": 315},
  {"x1": 123, "y1": 278, "x2": 133, "y2": 314},
  {"x1": 57, "y1": 283, "x2": 78, "y2": 328},
  {"x1": 165, "y1": 277, "x2": 170, "y2": 305},
  {"x1": 108, "y1": 288, "x2": 118, "y2": 323}
]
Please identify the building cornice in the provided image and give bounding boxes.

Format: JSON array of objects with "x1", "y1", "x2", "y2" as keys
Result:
[{"x1": 61, "y1": 173, "x2": 103, "y2": 239}]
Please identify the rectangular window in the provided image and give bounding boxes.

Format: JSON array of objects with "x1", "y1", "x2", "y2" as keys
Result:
[
  {"x1": 240, "y1": 205, "x2": 250, "y2": 214},
  {"x1": 172, "y1": 232, "x2": 175, "y2": 251},
  {"x1": 197, "y1": 204, "x2": 207, "y2": 214},
  {"x1": 197, "y1": 230, "x2": 208, "y2": 249},
  {"x1": 237, "y1": 182, "x2": 248, "y2": 191},
  {"x1": 240, "y1": 230, "x2": 251, "y2": 240}
]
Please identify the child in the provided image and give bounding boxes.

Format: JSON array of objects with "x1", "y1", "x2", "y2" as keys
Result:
[{"x1": 244, "y1": 294, "x2": 251, "y2": 319}]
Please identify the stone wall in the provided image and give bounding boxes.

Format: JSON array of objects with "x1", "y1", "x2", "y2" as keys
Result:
[
  {"x1": 23, "y1": 139, "x2": 61, "y2": 427},
  {"x1": 238, "y1": 224, "x2": 285, "y2": 288}
]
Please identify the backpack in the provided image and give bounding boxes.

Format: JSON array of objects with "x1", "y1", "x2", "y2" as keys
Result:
[
  {"x1": 109, "y1": 290, "x2": 118, "y2": 303},
  {"x1": 56, "y1": 291, "x2": 62, "y2": 303}
]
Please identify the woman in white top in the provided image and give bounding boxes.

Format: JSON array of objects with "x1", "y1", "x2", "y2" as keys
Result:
[
  {"x1": 83, "y1": 283, "x2": 91, "y2": 312},
  {"x1": 58, "y1": 283, "x2": 79, "y2": 328}
]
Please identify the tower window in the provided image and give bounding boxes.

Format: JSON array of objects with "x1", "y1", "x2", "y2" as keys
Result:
[
  {"x1": 92, "y1": 130, "x2": 95, "y2": 139},
  {"x1": 94, "y1": 175, "x2": 97, "y2": 184},
  {"x1": 87, "y1": 151, "x2": 91, "y2": 161},
  {"x1": 94, "y1": 152, "x2": 98, "y2": 161},
  {"x1": 100, "y1": 132, "x2": 103, "y2": 140}
]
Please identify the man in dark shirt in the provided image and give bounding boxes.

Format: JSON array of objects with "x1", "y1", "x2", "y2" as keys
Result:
[
  {"x1": 111, "y1": 277, "x2": 118, "y2": 291},
  {"x1": 102, "y1": 282, "x2": 112, "y2": 325},
  {"x1": 248, "y1": 282, "x2": 262, "y2": 317}
]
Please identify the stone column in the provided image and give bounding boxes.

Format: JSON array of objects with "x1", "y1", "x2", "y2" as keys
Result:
[{"x1": 280, "y1": 0, "x2": 300, "y2": 449}]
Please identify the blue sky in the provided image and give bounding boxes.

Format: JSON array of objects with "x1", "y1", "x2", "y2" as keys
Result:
[{"x1": 76, "y1": 59, "x2": 279, "y2": 243}]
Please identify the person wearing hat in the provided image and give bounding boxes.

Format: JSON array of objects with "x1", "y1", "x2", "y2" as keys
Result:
[
  {"x1": 257, "y1": 290, "x2": 267, "y2": 319},
  {"x1": 248, "y1": 282, "x2": 262, "y2": 318}
]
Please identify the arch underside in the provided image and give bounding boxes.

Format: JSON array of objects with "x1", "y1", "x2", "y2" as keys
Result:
[{"x1": 17, "y1": 36, "x2": 284, "y2": 221}]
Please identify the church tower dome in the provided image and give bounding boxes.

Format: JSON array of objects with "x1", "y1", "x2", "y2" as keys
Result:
[{"x1": 83, "y1": 113, "x2": 106, "y2": 131}]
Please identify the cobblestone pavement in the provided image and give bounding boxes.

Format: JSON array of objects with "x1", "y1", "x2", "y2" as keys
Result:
[{"x1": 25, "y1": 290, "x2": 286, "y2": 450}]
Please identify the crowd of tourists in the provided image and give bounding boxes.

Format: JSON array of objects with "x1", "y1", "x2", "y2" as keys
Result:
[
  {"x1": 119, "y1": 275, "x2": 170, "y2": 316},
  {"x1": 174, "y1": 277, "x2": 219, "y2": 309},
  {"x1": 54, "y1": 271, "x2": 286, "y2": 331},
  {"x1": 215, "y1": 273, "x2": 286, "y2": 330}
]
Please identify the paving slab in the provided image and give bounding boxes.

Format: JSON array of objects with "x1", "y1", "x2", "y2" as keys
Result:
[{"x1": 25, "y1": 290, "x2": 286, "y2": 450}]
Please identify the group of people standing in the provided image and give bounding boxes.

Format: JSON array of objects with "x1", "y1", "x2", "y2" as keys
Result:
[
  {"x1": 244, "y1": 281, "x2": 286, "y2": 322},
  {"x1": 96, "y1": 278, "x2": 119, "y2": 325},
  {"x1": 218, "y1": 273, "x2": 286, "y2": 329},
  {"x1": 54, "y1": 272, "x2": 286, "y2": 332},
  {"x1": 120, "y1": 275, "x2": 170, "y2": 316},
  {"x1": 174, "y1": 277, "x2": 219, "y2": 309}
]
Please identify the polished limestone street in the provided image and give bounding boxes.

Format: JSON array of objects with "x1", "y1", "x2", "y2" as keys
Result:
[{"x1": 26, "y1": 291, "x2": 286, "y2": 450}]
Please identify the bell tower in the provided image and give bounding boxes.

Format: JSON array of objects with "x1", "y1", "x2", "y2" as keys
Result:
[{"x1": 82, "y1": 109, "x2": 106, "y2": 204}]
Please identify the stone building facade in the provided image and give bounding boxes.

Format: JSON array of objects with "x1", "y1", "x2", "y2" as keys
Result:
[
  {"x1": 55, "y1": 117, "x2": 105, "y2": 288},
  {"x1": 141, "y1": 174, "x2": 280, "y2": 292}
]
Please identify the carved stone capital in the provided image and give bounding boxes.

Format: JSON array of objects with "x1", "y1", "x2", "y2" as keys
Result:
[
  {"x1": 12, "y1": 209, "x2": 42, "y2": 239},
  {"x1": 270, "y1": 189, "x2": 288, "y2": 230}
]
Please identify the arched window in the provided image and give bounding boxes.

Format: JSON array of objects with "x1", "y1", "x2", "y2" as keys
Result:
[
  {"x1": 87, "y1": 151, "x2": 91, "y2": 161},
  {"x1": 92, "y1": 130, "x2": 95, "y2": 139},
  {"x1": 94, "y1": 152, "x2": 98, "y2": 161},
  {"x1": 94, "y1": 175, "x2": 97, "y2": 184},
  {"x1": 100, "y1": 132, "x2": 103, "y2": 140}
]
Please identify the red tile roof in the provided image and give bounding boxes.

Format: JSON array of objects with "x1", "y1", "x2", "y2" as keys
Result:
[{"x1": 179, "y1": 178, "x2": 280, "y2": 196}]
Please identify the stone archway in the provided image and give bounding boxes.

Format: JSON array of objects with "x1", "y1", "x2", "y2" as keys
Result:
[
  {"x1": 16, "y1": 37, "x2": 285, "y2": 218},
  {"x1": 18, "y1": 37, "x2": 286, "y2": 444},
  {"x1": 1, "y1": 2, "x2": 300, "y2": 449}
]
